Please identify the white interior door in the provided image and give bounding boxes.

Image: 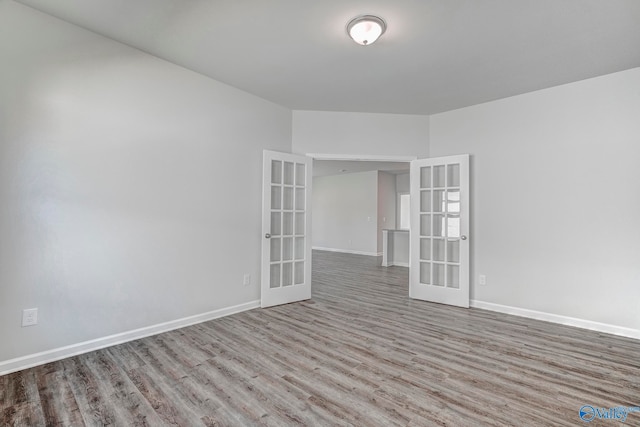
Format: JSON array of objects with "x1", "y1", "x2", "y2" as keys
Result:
[
  {"x1": 261, "y1": 150, "x2": 312, "y2": 308},
  {"x1": 410, "y1": 155, "x2": 470, "y2": 307}
]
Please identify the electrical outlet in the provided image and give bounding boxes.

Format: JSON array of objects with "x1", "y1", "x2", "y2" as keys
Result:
[
  {"x1": 479, "y1": 275, "x2": 487, "y2": 286},
  {"x1": 243, "y1": 273, "x2": 251, "y2": 286},
  {"x1": 22, "y1": 308, "x2": 38, "y2": 327}
]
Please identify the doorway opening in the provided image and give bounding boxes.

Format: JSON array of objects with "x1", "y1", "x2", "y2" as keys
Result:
[
  {"x1": 310, "y1": 155, "x2": 414, "y2": 296},
  {"x1": 311, "y1": 157, "x2": 413, "y2": 256}
]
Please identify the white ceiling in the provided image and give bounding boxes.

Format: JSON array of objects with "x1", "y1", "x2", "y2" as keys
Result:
[{"x1": 16, "y1": 0, "x2": 640, "y2": 114}]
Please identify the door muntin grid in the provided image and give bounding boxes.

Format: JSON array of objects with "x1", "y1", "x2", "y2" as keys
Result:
[
  {"x1": 269, "y1": 160, "x2": 306, "y2": 288},
  {"x1": 418, "y1": 164, "x2": 461, "y2": 289}
]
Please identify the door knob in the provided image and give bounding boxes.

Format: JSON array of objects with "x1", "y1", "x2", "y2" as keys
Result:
[
  {"x1": 461, "y1": 235, "x2": 467, "y2": 240},
  {"x1": 265, "y1": 233, "x2": 271, "y2": 239}
]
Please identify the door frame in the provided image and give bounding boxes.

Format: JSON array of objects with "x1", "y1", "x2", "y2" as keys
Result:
[{"x1": 307, "y1": 154, "x2": 417, "y2": 162}]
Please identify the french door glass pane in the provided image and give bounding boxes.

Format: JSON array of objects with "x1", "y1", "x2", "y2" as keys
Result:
[
  {"x1": 447, "y1": 215, "x2": 460, "y2": 238},
  {"x1": 295, "y1": 212, "x2": 304, "y2": 235},
  {"x1": 420, "y1": 262, "x2": 431, "y2": 285},
  {"x1": 433, "y1": 264, "x2": 445, "y2": 286},
  {"x1": 295, "y1": 188, "x2": 305, "y2": 211},
  {"x1": 420, "y1": 238, "x2": 431, "y2": 260},
  {"x1": 447, "y1": 190, "x2": 460, "y2": 213},
  {"x1": 283, "y1": 162, "x2": 294, "y2": 185},
  {"x1": 282, "y1": 262, "x2": 293, "y2": 286},
  {"x1": 447, "y1": 164, "x2": 460, "y2": 187},
  {"x1": 295, "y1": 237, "x2": 304, "y2": 260},
  {"x1": 282, "y1": 237, "x2": 293, "y2": 261},
  {"x1": 420, "y1": 214, "x2": 431, "y2": 236},
  {"x1": 433, "y1": 190, "x2": 445, "y2": 213},
  {"x1": 270, "y1": 238, "x2": 281, "y2": 262},
  {"x1": 447, "y1": 239, "x2": 460, "y2": 263},
  {"x1": 433, "y1": 239, "x2": 445, "y2": 261},
  {"x1": 270, "y1": 264, "x2": 280, "y2": 288},
  {"x1": 270, "y1": 212, "x2": 281, "y2": 236},
  {"x1": 433, "y1": 165, "x2": 445, "y2": 187},
  {"x1": 420, "y1": 190, "x2": 431, "y2": 212},
  {"x1": 295, "y1": 163, "x2": 305, "y2": 186},
  {"x1": 271, "y1": 187, "x2": 281, "y2": 209},
  {"x1": 294, "y1": 262, "x2": 304, "y2": 284},
  {"x1": 447, "y1": 265, "x2": 460, "y2": 288},
  {"x1": 433, "y1": 214, "x2": 445, "y2": 237},
  {"x1": 271, "y1": 160, "x2": 282, "y2": 184},
  {"x1": 420, "y1": 166, "x2": 431, "y2": 188},
  {"x1": 283, "y1": 212, "x2": 293, "y2": 235},
  {"x1": 283, "y1": 187, "x2": 293, "y2": 210}
]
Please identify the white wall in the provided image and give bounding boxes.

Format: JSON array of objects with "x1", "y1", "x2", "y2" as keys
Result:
[
  {"x1": 292, "y1": 110, "x2": 429, "y2": 158},
  {"x1": 377, "y1": 172, "x2": 397, "y2": 251},
  {"x1": 395, "y1": 173, "x2": 411, "y2": 229},
  {"x1": 312, "y1": 171, "x2": 379, "y2": 255},
  {"x1": 395, "y1": 173, "x2": 410, "y2": 194},
  {"x1": 0, "y1": 2, "x2": 292, "y2": 366},
  {"x1": 430, "y1": 68, "x2": 640, "y2": 332}
]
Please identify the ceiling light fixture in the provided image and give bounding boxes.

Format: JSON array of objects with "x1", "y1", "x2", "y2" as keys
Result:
[{"x1": 347, "y1": 15, "x2": 386, "y2": 46}]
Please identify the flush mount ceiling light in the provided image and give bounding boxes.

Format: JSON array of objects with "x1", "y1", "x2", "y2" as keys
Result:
[{"x1": 347, "y1": 15, "x2": 386, "y2": 46}]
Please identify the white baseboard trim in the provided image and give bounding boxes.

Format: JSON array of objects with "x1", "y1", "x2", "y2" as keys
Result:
[
  {"x1": 313, "y1": 246, "x2": 381, "y2": 257},
  {"x1": 384, "y1": 262, "x2": 409, "y2": 268},
  {"x1": 470, "y1": 300, "x2": 640, "y2": 340},
  {"x1": 394, "y1": 262, "x2": 410, "y2": 267},
  {"x1": 0, "y1": 300, "x2": 260, "y2": 376}
]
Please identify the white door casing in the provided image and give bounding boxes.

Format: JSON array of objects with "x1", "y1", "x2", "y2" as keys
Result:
[
  {"x1": 410, "y1": 155, "x2": 470, "y2": 307},
  {"x1": 261, "y1": 150, "x2": 312, "y2": 308}
]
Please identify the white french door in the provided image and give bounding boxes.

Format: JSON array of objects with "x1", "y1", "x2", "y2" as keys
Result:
[
  {"x1": 410, "y1": 155, "x2": 470, "y2": 307},
  {"x1": 261, "y1": 150, "x2": 312, "y2": 308}
]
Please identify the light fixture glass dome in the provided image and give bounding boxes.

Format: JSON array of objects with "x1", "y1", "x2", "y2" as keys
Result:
[{"x1": 347, "y1": 15, "x2": 386, "y2": 46}]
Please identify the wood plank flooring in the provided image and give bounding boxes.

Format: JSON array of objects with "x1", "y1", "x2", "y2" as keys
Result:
[{"x1": 2, "y1": 250, "x2": 639, "y2": 426}]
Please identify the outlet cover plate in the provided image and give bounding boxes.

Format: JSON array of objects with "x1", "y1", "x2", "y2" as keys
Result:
[{"x1": 22, "y1": 308, "x2": 38, "y2": 327}]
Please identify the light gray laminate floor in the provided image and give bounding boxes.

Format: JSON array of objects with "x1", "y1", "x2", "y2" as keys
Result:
[{"x1": 2, "y1": 250, "x2": 639, "y2": 426}]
